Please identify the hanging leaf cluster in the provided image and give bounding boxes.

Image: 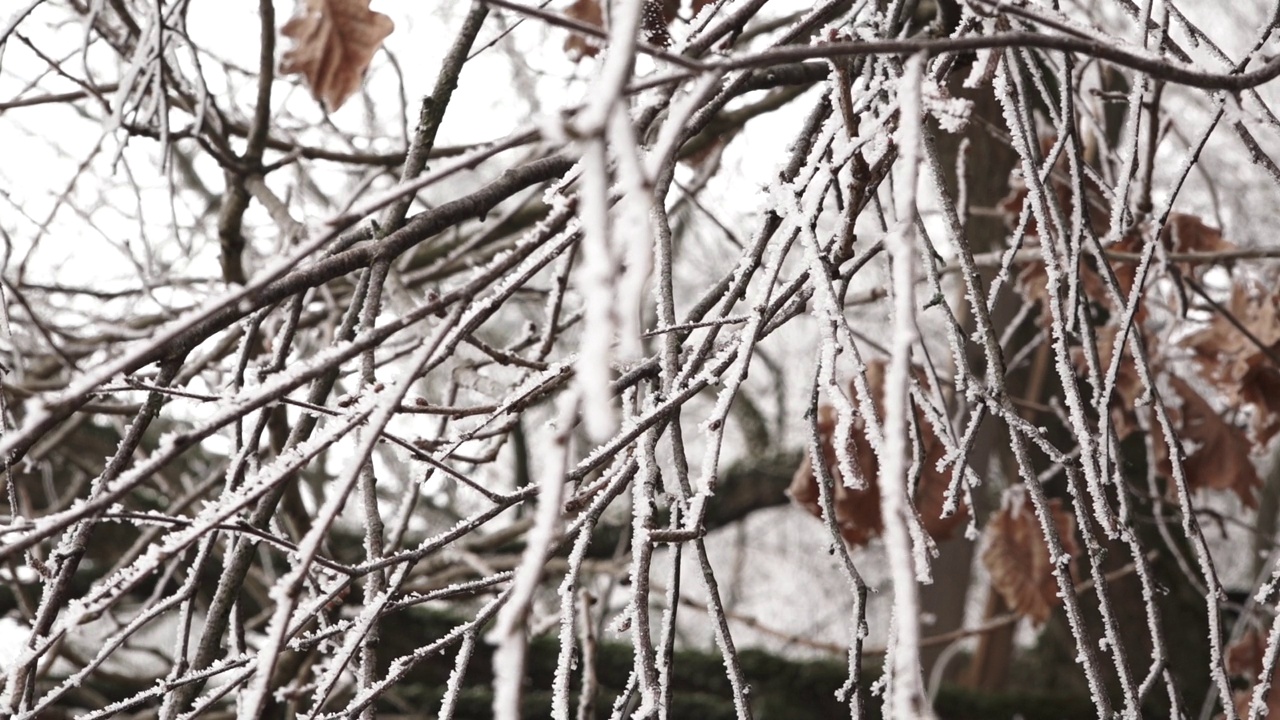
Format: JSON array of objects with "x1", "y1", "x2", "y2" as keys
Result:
[
  {"x1": 1001, "y1": 153, "x2": 1277, "y2": 510},
  {"x1": 787, "y1": 370, "x2": 1080, "y2": 625}
]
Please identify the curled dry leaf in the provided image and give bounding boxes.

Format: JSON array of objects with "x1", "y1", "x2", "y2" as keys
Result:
[
  {"x1": 997, "y1": 135, "x2": 1111, "y2": 242},
  {"x1": 563, "y1": 0, "x2": 679, "y2": 60},
  {"x1": 981, "y1": 486, "x2": 1078, "y2": 625},
  {"x1": 1156, "y1": 376, "x2": 1261, "y2": 509},
  {"x1": 563, "y1": 0, "x2": 604, "y2": 59},
  {"x1": 1012, "y1": 213, "x2": 1233, "y2": 326},
  {"x1": 788, "y1": 362, "x2": 969, "y2": 547},
  {"x1": 1069, "y1": 323, "x2": 1148, "y2": 441},
  {"x1": 1227, "y1": 627, "x2": 1267, "y2": 680},
  {"x1": 1239, "y1": 354, "x2": 1280, "y2": 448},
  {"x1": 280, "y1": 0, "x2": 395, "y2": 112},
  {"x1": 1002, "y1": 146, "x2": 1233, "y2": 326},
  {"x1": 1181, "y1": 280, "x2": 1280, "y2": 448},
  {"x1": 790, "y1": 404, "x2": 883, "y2": 546},
  {"x1": 1084, "y1": 337, "x2": 1264, "y2": 510},
  {"x1": 1162, "y1": 212, "x2": 1233, "y2": 254},
  {"x1": 1225, "y1": 629, "x2": 1280, "y2": 720}
]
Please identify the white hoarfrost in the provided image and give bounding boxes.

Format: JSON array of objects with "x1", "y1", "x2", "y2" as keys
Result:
[
  {"x1": 879, "y1": 52, "x2": 936, "y2": 720},
  {"x1": 489, "y1": 390, "x2": 577, "y2": 720}
]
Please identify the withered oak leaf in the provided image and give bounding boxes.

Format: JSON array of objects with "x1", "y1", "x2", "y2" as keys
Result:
[
  {"x1": 1226, "y1": 628, "x2": 1280, "y2": 720},
  {"x1": 1157, "y1": 375, "x2": 1262, "y2": 509},
  {"x1": 563, "y1": 0, "x2": 680, "y2": 60},
  {"x1": 563, "y1": 0, "x2": 604, "y2": 59},
  {"x1": 788, "y1": 362, "x2": 969, "y2": 547},
  {"x1": 1181, "y1": 280, "x2": 1280, "y2": 448},
  {"x1": 280, "y1": 0, "x2": 395, "y2": 112},
  {"x1": 981, "y1": 486, "x2": 1078, "y2": 625}
]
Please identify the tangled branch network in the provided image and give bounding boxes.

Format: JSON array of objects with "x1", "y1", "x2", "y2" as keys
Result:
[{"x1": 5, "y1": 0, "x2": 1280, "y2": 719}]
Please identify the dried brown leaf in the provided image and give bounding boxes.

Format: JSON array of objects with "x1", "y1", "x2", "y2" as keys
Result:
[
  {"x1": 1014, "y1": 231, "x2": 1145, "y2": 328},
  {"x1": 997, "y1": 135, "x2": 1110, "y2": 241},
  {"x1": 1240, "y1": 354, "x2": 1280, "y2": 446},
  {"x1": 789, "y1": 405, "x2": 883, "y2": 546},
  {"x1": 1226, "y1": 629, "x2": 1280, "y2": 720},
  {"x1": 1163, "y1": 375, "x2": 1261, "y2": 509},
  {"x1": 1161, "y1": 213, "x2": 1233, "y2": 255},
  {"x1": 564, "y1": 0, "x2": 677, "y2": 59},
  {"x1": 914, "y1": 450, "x2": 970, "y2": 543},
  {"x1": 280, "y1": 0, "x2": 395, "y2": 112},
  {"x1": 1068, "y1": 324, "x2": 1149, "y2": 441},
  {"x1": 1157, "y1": 213, "x2": 1236, "y2": 287},
  {"x1": 1231, "y1": 685, "x2": 1280, "y2": 720},
  {"x1": 789, "y1": 362, "x2": 968, "y2": 547},
  {"x1": 1002, "y1": 165, "x2": 1236, "y2": 326},
  {"x1": 563, "y1": 0, "x2": 604, "y2": 59},
  {"x1": 981, "y1": 487, "x2": 1078, "y2": 625},
  {"x1": 1227, "y1": 628, "x2": 1267, "y2": 680},
  {"x1": 1181, "y1": 281, "x2": 1280, "y2": 447}
]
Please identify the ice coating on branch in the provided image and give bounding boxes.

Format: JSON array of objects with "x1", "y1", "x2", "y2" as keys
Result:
[
  {"x1": 920, "y1": 76, "x2": 972, "y2": 135},
  {"x1": 575, "y1": 138, "x2": 620, "y2": 441},
  {"x1": 308, "y1": 586, "x2": 392, "y2": 710},
  {"x1": 1000, "y1": 63, "x2": 1122, "y2": 539},
  {"x1": 878, "y1": 51, "x2": 936, "y2": 720},
  {"x1": 984, "y1": 66, "x2": 1127, "y2": 708},
  {"x1": 692, "y1": 191, "x2": 796, "y2": 495},
  {"x1": 6, "y1": 390, "x2": 378, "y2": 706},
  {"x1": 489, "y1": 389, "x2": 576, "y2": 719},
  {"x1": 784, "y1": 151, "x2": 866, "y2": 489},
  {"x1": 551, "y1": 525, "x2": 594, "y2": 719},
  {"x1": 609, "y1": 107, "x2": 655, "y2": 365},
  {"x1": 962, "y1": 15, "x2": 1002, "y2": 90}
]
